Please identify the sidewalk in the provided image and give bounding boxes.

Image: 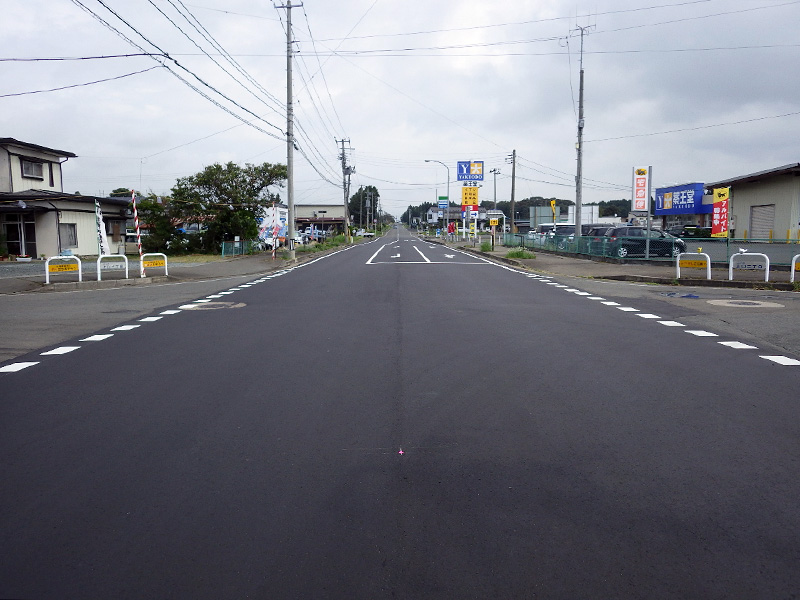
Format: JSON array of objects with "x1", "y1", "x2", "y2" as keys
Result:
[{"x1": 434, "y1": 237, "x2": 799, "y2": 291}]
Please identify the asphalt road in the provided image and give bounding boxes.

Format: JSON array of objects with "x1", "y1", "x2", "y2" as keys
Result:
[{"x1": 2, "y1": 227, "x2": 800, "y2": 598}]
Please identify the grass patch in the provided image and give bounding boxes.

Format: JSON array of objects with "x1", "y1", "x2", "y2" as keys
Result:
[
  {"x1": 506, "y1": 248, "x2": 535, "y2": 259},
  {"x1": 480, "y1": 242, "x2": 492, "y2": 252}
]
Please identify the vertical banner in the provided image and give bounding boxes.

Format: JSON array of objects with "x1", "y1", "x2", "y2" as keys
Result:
[
  {"x1": 632, "y1": 167, "x2": 651, "y2": 212},
  {"x1": 94, "y1": 199, "x2": 110, "y2": 255},
  {"x1": 711, "y1": 187, "x2": 730, "y2": 238}
]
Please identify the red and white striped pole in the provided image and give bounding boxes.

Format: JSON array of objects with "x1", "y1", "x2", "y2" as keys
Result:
[{"x1": 131, "y1": 190, "x2": 145, "y2": 278}]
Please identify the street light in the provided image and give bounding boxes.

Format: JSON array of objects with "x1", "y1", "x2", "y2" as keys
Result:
[{"x1": 425, "y1": 159, "x2": 450, "y2": 237}]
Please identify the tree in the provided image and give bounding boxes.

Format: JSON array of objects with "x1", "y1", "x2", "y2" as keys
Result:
[
  {"x1": 598, "y1": 199, "x2": 631, "y2": 218},
  {"x1": 349, "y1": 185, "x2": 380, "y2": 228},
  {"x1": 170, "y1": 161, "x2": 286, "y2": 251},
  {"x1": 133, "y1": 193, "x2": 179, "y2": 253}
]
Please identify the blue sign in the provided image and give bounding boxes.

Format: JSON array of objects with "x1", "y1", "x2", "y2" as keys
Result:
[
  {"x1": 457, "y1": 161, "x2": 484, "y2": 181},
  {"x1": 438, "y1": 201, "x2": 448, "y2": 209},
  {"x1": 654, "y1": 183, "x2": 710, "y2": 215}
]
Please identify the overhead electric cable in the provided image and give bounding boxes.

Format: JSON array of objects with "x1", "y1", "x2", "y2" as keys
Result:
[{"x1": 0, "y1": 65, "x2": 162, "y2": 98}]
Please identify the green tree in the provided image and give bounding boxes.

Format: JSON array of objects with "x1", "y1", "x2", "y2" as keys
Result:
[
  {"x1": 133, "y1": 194, "x2": 179, "y2": 253},
  {"x1": 171, "y1": 161, "x2": 286, "y2": 252},
  {"x1": 349, "y1": 185, "x2": 380, "y2": 228},
  {"x1": 598, "y1": 199, "x2": 631, "y2": 218}
]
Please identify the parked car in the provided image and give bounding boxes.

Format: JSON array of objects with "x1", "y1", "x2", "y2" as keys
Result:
[
  {"x1": 666, "y1": 225, "x2": 712, "y2": 238},
  {"x1": 602, "y1": 226, "x2": 687, "y2": 258},
  {"x1": 548, "y1": 223, "x2": 611, "y2": 250}
]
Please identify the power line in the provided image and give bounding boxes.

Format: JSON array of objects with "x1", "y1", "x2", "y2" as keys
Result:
[{"x1": 0, "y1": 65, "x2": 162, "y2": 98}]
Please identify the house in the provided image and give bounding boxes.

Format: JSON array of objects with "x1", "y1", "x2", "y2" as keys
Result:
[
  {"x1": 295, "y1": 204, "x2": 347, "y2": 234},
  {"x1": 707, "y1": 163, "x2": 800, "y2": 240},
  {"x1": 0, "y1": 138, "x2": 129, "y2": 257}
]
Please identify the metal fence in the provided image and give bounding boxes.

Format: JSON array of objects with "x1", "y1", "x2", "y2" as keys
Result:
[
  {"x1": 503, "y1": 233, "x2": 800, "y2": 265},
  {"x1": 221, "y1": 240, "x2": 262, "y2": 257}
]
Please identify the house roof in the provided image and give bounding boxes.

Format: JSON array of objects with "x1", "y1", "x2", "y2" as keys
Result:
[
  {"x1": 0, "y1": 138, "x2": 77, "y2": 158},
  {"x1": 707, "y1": 163, "x2": 800, "y2": 188},
  {"x1": 0, "y1": 190, "x2": 130, "y2": 212}
]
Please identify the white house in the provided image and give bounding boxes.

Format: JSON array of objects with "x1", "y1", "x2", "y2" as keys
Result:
[{"x1": 0, "y1": 138, "x2": 129, "y2": 258}]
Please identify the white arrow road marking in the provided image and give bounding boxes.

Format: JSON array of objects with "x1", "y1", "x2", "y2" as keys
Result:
[
  {"x1": 444, "y1": 254, "x2": 455, "y2": 259},
  {"x1": 391, "y1": 254, "x2": 401, "y2": 258}
]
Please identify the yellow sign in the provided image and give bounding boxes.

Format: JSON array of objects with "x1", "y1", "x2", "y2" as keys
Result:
[
  {"x1": 143, "y1": 259, "x2": 165, "y2": 268},
  {"x1": 794, "y1": 262, "x2": 800, "y2": 272},
  {"x1": 489, "y1": 219, "x2": 499, "y2": 226},
  {"x1": 461, "y1": 187, "x2": 478, "y2": 205},
  {"x1": 48, "y1": 263, "x2": 78, "y2": 273},
  {"x1": 679, "y1": 259, "x2": 708, "y2": 269}
]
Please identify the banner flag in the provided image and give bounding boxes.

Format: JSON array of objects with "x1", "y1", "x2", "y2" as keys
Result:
[
  {"x1": 632, "y1": 167, "x2": 651, "y2": 212},
  {"x1": 95, "y1": 199, "x2": 110, "y2": 255},
  {"x1": 711, "y1": 187, "x2": 730, "y2": 238}
]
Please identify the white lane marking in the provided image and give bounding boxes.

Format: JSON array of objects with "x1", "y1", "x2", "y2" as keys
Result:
[
  {"x1": 761, "y1": 356, "x2": 800, "y2": 365},
  {"x1": 636, "y1": 314, "x2": 662, "y2": 319},
  {"x1": 553, "y1": 285, "x2": 568, "y2": 288},
  {"x1": 81, "y1": 334, "x2": 114, "y2": 341},
  {"x1": 239, "y1": 284, "x2": 252, "y2": 288},
  {"x1": 206, "y1": 294, "x2": 224, "y2": 298},
  {"x1": 616, "y1": 307, "x2": 639, "y2": 312},
  {"x1": 587, "y1": 297, "x2": 605, "y2": 300},
  {"x1": 412, "y1": 246, "x2": 432, "y2": 263},
  {"x1": 139, "y1": 316, "x2": 163, "y2": 322},
  {"x1": 602, "y1": 301, "x2": 620, "y2": 306},
  {"x1": 686, "y1": 330, "x2": 718, "y2": 337},
  {"x1": 573, "y1": 292, "x2": 592, "y2": 296},
  {"x1": 193, "y1": 299, "x2": 213, "y2": 303},
  {"x1": 366, "y1": 243, "x2": 388, "y2": 264},
  {"x1": 41, "y1": 346, "x2": 80, "y2": 355},
  {"x1": 564, "y1": 288, "x2": 580, "y2": 292},
  {"x1": 719, "y1": 341, "x2": 759, "y2": 350},
  {"x1": 160, "y1": 310, "x2": 181, "y2": 315},
  {"x1": 659, "y1": 321, "x2": 686, "y2": 327},
  {"x1": 0, "y1": 362, "x2": 39, "y2": 373},
  {"x1": 219, "y1": 291, "x2": 235, "y2": 295},
  {"x1": 111, "y1": 325, "x2": 141, "y2": 331}
]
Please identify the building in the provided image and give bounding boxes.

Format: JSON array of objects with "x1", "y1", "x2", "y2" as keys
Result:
[
  {"x1": 294, "y1": 204, "x2": 346, "y2": 234},
  {"x1": 707, "y1": 163, "x2": 800, "y2": 240},
  {"x1": 653, "y1": 182, "x2": 713, "y2": 230},
  {"x1": 0, "y1": 138, "x2": 129, "y2": 257}
]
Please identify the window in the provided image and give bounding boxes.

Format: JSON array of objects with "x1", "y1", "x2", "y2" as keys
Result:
[
  {"x1": 59, "y1": 223, "x2": 78, "y2": 248},
  {"x1": 21, "y1": 159, "x2": 44, "y2": 179}
]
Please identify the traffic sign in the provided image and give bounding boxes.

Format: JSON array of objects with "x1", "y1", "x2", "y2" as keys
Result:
[
  {"x1": 438, "y1": 201, "x2": 448, "y2": 209},
  {"x1": 457, "y1": 161, "x2": 484, "y2": 181},
  {"x1": 461, "y1": 187, "x2": 478, "y2": 205}
]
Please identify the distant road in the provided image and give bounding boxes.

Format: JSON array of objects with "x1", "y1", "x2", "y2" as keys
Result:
[{"x1": 2, "y1": 227, "x2": 800, "y2": 598}]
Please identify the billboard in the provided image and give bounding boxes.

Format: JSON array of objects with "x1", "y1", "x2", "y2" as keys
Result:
[
  {"x1": 457, "y1": 161, "x2": 484, "y2": 181},
  {"x1": 654, "y1": 183, "x2": 709, "y2": 215},
  {"x1": 711, "y1": 187, "x2": 730, "y2": 238},
  {"x1": 632, "y1": 166, "x2": 650, "y2": 212}
]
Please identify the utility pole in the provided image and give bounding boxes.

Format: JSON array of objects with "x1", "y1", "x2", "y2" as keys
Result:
[
  {"x1": 574, "y1": 25, "x2": 590, "y2": 240},
  {"x1": 337, "y1": 138, "x2": 353, "y2": 241},
  {"x1": 279, "y1": 1, "x2": 301, "y2": 261},
  {"x1": 506, "y1": 150, "x2": 517, "y2": 232},
  {"x1": 490, "y1": 168, "x2": 500, "y2": 209}
]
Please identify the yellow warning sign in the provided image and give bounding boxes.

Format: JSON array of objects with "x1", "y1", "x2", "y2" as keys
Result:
[
  {"x1": 143, "y1": 259, "x2": 165, "y2": 268},
  {"x1": 679, "y1": 259, "x2": 708, "y2": 269},
  {"x1": 48, "y1": 263, "x2": 78, "y2": 273},
  {"x1": 489, "y1": 219, "x2": 499, "y2": 226}
]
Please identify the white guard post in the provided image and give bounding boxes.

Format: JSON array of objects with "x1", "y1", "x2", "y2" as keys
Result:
[
  {"x1": 791, "y1": 254, "x2": 800, "y2": 283},
  {"x1": 676, "y1": 252, "x2": 711, "y2": 280},
  {"x1": 45, "y1": 255, "x2": 82, "y2": 284},
  {"x1": 97, "y1": 255, "x2": 129, "y2": 281},
  {"x1": 729, "y1": 251, "x2": 769, "y2": 282},
  {"x1": 140, "y1": 253, "x2": 168, "y2": 278}
]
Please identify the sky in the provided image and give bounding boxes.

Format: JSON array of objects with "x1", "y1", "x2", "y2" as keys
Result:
[{"x1": 2, "y1": 0, "x2": 799, "y2": 218}]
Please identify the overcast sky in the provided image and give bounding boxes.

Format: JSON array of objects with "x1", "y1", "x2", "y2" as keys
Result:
[{"x1": 3, "y1": 0, "x2": 799, "y2": 217}]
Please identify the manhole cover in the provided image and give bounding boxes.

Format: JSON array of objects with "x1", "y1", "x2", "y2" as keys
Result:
[
  {"x1": 179, "y1": 301, "x2": 246, "y2": 310},
  {"x1": 706, "y1": 299, "x2": 783, "y2": 308}
]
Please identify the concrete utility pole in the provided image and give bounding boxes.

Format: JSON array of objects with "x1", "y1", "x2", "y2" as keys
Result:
[
  {"x1": 574, "y1": 25, "x2": 590, "y2": 239},
  {"x1": 279, "y1": 1, "x2": 301, "y2": 261},
  {"x1": 506, "y1": 150, "x2": 517, "y2": 232},
  {"x1": 490, "y1": 168, "x2": 500, "y2": 209},
  {"x1": 337, "y1": 138, "x2": 353, "y2": 241}
]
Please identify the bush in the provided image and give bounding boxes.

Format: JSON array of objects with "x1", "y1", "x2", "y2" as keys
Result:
[
  {"x1": 506, "y1": 248, "x2": 535, "y2": 259},
  {"x1": 480, "y1": 242, "x2": 492, "y2": 252}
]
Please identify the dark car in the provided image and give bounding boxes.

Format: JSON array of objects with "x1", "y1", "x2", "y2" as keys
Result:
[
  {"x1": 667, "y1": 225, "x2": 712, "y2": 238},
  {"x1": 603, "y1": 226, "x2": 687, "y2": 258},
  {"x1": 550, "y1": 223, "x2": 610, "y2": 251}
]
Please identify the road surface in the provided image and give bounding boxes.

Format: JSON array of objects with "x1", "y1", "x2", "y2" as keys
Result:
[{"x1": 2, "y1": 227, "x2": 800, "y2": 598}]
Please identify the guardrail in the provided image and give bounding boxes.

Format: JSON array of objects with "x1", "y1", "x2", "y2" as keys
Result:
[
  {"x1": 140, "y1": 253, "x2": 168, "y2": 278},
  {"x1": 45, "y1": 255, "x2": 82, "y2": 284},
  {"x1": 676, "y1": 252, "x2": 711, "y2": 280},
  {"x1": 97, "y1": 255, "x2": 129, "y2": 281},
  {"x1": 729, "y1": 251, "x2": 769, "y2": 282}
]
